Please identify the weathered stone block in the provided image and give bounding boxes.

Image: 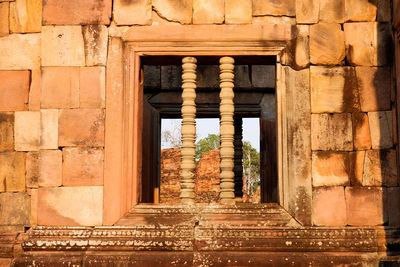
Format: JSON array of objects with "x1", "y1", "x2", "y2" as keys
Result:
[
  {"x1": 352, "y1": 112, "x2": 371, "y2": 150},
  {"x1": 311, "y1": 113, "x2": 353, "y2": 151},
  {"x1": 312, "y1": 152, "x2": 349, "y2": 186},
  {"x1": 282, "y1": 25, "x2": 310, "y2": 69},
  {"x1": 114, "y1": 0, "x2": 151, "y2": 25},
  {"x1": 346, "y1": 187, "x2": 387, "y2": 226},
  {"x1": 0, "y1": 152, "x2": 26, "y2": 192},
  {"x1": 58, "y1": 109, "x2": 105, "y2": 147},
  {"x1": 197, "y1": 65, "x2": 219, "y2": 88},
  {"x1": 225, "y1": 0, "x2": 252, "y2": 24},
  {"x1": 388, "y1": 187, "x2": 400, "y2": 226},
  {"x1": 41, "y1": 26, "x2": 85, "y2": 66},
  {"x1": 82, "y1": 25, "x2": 108, "y2": 66},
  {"x1": 312, "y1": 187, "x2": 346, "y2": 226},
  {"x1": 29, "y1": 69, "x2": 40, "y2": 111},
  {"x1": 234, "y1": 65, "x2": 251, "y2": 88},
  {"x1": 377, "y1": 0, "x2": 391, "y2": 22},
  {"x1": 310, "y1": 23, "x2": 345, "y2": 65},
  {"x1": 0, "y1": 113, "x2": 14, "y2": 152},
  {"x1": 9, "y1": 0, "x2": 41, "y2": 33},
  {"x1": 0, "y1": 2, "x2": 9, "y2": 36},
  {"x1": 161, "y1": 66, "x2": 182, "y2": 89},
  {"x1": 251, "y1": 65, "x2": 275, "y2": 88},
  {"x1": 37, "y1": 186, "x2": 103, "y2": 225},
  {"x1": 0, "y1": 192, "x2": 30, "y2": 225},
  {"x1": 79, "y1": 67, "x2": 105, "y2": 108},
  {"x1": 29, "y1": 188, "x2": 37, "y2": 225},
  {"x1": 349, "y1": 151, "x2": 365, "y2": 185},
  {"x1": 38, "y1": 150, "x2": 62, "y2": 187},
  {"x1": 143, "y1": 65, "x2": 161, "y2": 88},
  {"x1": 253, "y1": 0, "x2": 295, "y2": 16},
  {"x1": 356, "y1": 66, "x2": 391, "y2": 112},
  {"x1": 0, "y1": 70, "x2": 30, "y2": 112},
  {"x1": 193, "y1": 0, "x2": 224, "y2": 24},
  {"x1": 296, "y1": 0, "x2": 319, "y2": 24},
  {"x1": 153, "y1": 0, "x2": 192, "y2": 24},
  {"x1": 14, "y1": 111, "x2": 40, "y2": 151},
  {"x1": 40, "y1": 109, "x2": 58, "y2": 149},
  {"x1": 41, "y1": 67, "x2": 80, "y2": 109},
  {"x1": 0, "y1": 34, "x2": 40, "y2": 70},
  {"x1": 62, "y1": 147, "x2": 104, "y2": 186},
  {"x1": 345, "y1": 0, "x2": 377, "y2": 22},
  {"x1": 319, "y1": 0, "x2": 344, "y2": 23},
  {"x1": 26, "y1": 152, "x2": 38, "y2": 188},
  {"x1": 368, "y1": 110, "x2": 393, "y2": 149},
  {"x1": 344, "y1": 22, "x2": 391, "y2": 66},
  {"x1": 363, "y1": 149, "x2": 397, "y2": 186},
  {"x1": 310, "y1": 66, "x2": 358, "y2": 113},
  {"x1": 252, "y1": 16, "x2": 295, "y2": 24},
  {"x1": 42, "y1": 0, "x2": 111, "y2": 25}
]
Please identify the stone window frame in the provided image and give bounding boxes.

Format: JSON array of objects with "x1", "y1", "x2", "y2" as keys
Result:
[{"x1": 103, "y1": 24, "x2": 311, "y2": 226}]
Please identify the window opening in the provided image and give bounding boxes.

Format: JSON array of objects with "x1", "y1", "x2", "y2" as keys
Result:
[{"x1": 141, "y1": 56, "x2": 277, "y2": 205}]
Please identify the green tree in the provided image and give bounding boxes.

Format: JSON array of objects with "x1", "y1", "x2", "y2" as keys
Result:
[
  {"x1": 195, "y1": 134, "x2": 220, "y2": 161},
  {"x1": 242, "y1": 141, "x2": 260, "y2": 195}
]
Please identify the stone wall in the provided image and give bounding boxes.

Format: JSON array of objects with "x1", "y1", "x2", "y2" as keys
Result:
[{"x1": 0, "y1": 0, "x2": 398, "y2": 236}]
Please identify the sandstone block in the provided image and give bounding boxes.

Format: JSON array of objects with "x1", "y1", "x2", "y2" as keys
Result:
[
  {"x1": 310, "y1": 23, "x2": 345, "y2": 65},
  {"x1": 356, "y1": 67, "x2": 391, "y2": 112},
  {"x1": 14, "y1": 111, "x2": 40, "y2": 151},
  {"x1": 344, "y1": 22, "x2": 391, "y2": 66},
  {"x1": 29, "y1": 69, "x2": 40, "y2": 111},
  {"x1": 193, "y1": 0, "x2": 224, "y2": 24},
  {"x1": 62, "y1": 147, "x2": 104, "y2": 186},
  {"x1": 0, "y1": 192, "x2": 30, "y2": 225},
  {"x1": 352, "y1": 112, "x2": 372, "y2": 150},
  {"x1": 253, "y1": 0, "x2": 295, "y2": 16},
  {"x1": 363, "y1": 149, "x2": 397, "y2": 186},
  {"x1": 79, "y1": 67, "x2": 105, "y2": 108},
  {"x1": 42, "y1": 0, "x2": 111, "y2": 25},
  {"x1": 41, "y1": 67, "x2": 80, "y2": 109},
  {"x1": 197, "y1": 65, "x2": 219, "y2": 88},
  {"x1": 113, "y1": 0, "x2": 151, "y2": 26},
  {"x1": 346, "y1": 187, "x2": 387, "y2": 226},
  {"x1": 0, "y1": 152, "x2": 26, "y2": 192},
  {"x1": 319, "y1": 0, "x2": 344, "y2": 23},
  {"x1": 153, "y1": 0, "x2": 192, "y2": 24},
  {"x1": 29, "y1": 188, "x2": 37, "y2": 225},
  {"x1": 41, "y1": 26, "x2": 85, "y2": 67},
  {"x1": 368, "y1": 110, "x2": 393, "y2": 149},
  {"x1": 312, "y1": 187, "x2": 346, "y2": 226},
  {"x1": 40, "y1": 109, "x2": 58, "y2": 149},
  {"x1": 0, "y1": 70, "x2": 30, "y2": 112},
  {"x1": 38, "y1": 150, "x2": 62, "y2": 187},
  {"x1": 37, "y1": 186, "x2": 103, "y2": 225},
  {"x1": 311, "y1": 113, "x2": 353, "y2": 151},
  {"x1": 82, "y1": 25, "x2": 108, "y2": 66},
  {"x1": 345, "y1": 0, "x2": 377, "y2": 22},
  {"x1": 377, "y1": 0, "x2": 391, "y2": 22},
  {"x1": 225, "y1": 0, "x2": 252, "y2": 24},
  {"x1": 161, "y1": 66, "x2": 182, "y2": 89},
  {"x1": 387, "y1": 187, "x2": 400, "y2": 226},
  {"x1": 251, "y1": 65, "x2": 276, "y2": 88},
  {"x1": 26, "y1": 152, "x2": 38, "y2": 188},
  {"x1": 0, "y1": 34, "x2": 40, "y2": 70},
  {"x1": 143, "y1": 65, "x2": 161, "y2": 88},
  {"x1": 9, "y1": 0, "x2": 41, "y2": 33},
  {"x1": 310, "y1": 66, "x2": 358, "y2": 113},
  {"x1": 0, "y1": 2, "x2": 8, "y2": 36},
  {"x1": 58, "y1": 109, "x2": 105, "y2": 147},
  {"x1": 312, "y1": 152, "x2": 349, "y2": 186},
  {"x1": 252, "y1": 16, "x2": 296, "y2": 24},
  {"x1": 0, "y1": 113, "x2": 14, "y2": 152},
  {"x1": 281, "y1": 25, "x2": 310, "y2": 69},
  {"x1": 296, "y1": 0, "x2": 319, "y2": 24},
  {"x1": 349, "y1": 151, "x2": 365, "y2": 185}
]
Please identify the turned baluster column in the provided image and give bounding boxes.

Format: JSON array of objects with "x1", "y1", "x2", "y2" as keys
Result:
[
  {"x1": 180, "y1": 57, "x2": 197, "y2": 205},
  {"x1": 219, "y1": 56, "x2": 235, "y2": 205}
]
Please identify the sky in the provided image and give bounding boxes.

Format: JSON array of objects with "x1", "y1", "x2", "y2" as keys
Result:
[{"x1": 161, "y1": 118, "x2": 260, "y2": 151}]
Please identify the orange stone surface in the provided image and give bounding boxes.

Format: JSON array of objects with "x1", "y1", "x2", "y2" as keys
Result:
[
  {"x1": 0, "y1": 112, "x2": 14, "y2": 152},
  {"x1": 62, "y1": 147, "x2": 104, "y2": 186},
  {"x1": 58, "y1": 109, "x2": 105, "y2": 147},
  {"x1": 38, "y1": 150, "x2": 62, "y2": 187},
  {"x1": 79, "y1": 67, "x2": 105, "y2": 108},
  {"x1": 312, "y1": 187, "x2": 346, "y2": 226},
  {"x1": 0, "y1": 71, "x2": 30, "y2": 112}
]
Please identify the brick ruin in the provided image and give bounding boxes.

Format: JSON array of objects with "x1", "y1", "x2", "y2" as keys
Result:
[{"x1": 0, "y1": 0, "x2": 399, "y2": 266}]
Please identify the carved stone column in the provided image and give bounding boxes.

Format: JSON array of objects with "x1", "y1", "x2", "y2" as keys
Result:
[
  {"x1": 234, "y1": 115, "x2": 243, "y2": 200},
  {"x1": 219, "y1": 56, "x2": 235, "y2": 205},
  {"x1": 180, "y1": 57, "x2": 197, "y2": 205}
]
